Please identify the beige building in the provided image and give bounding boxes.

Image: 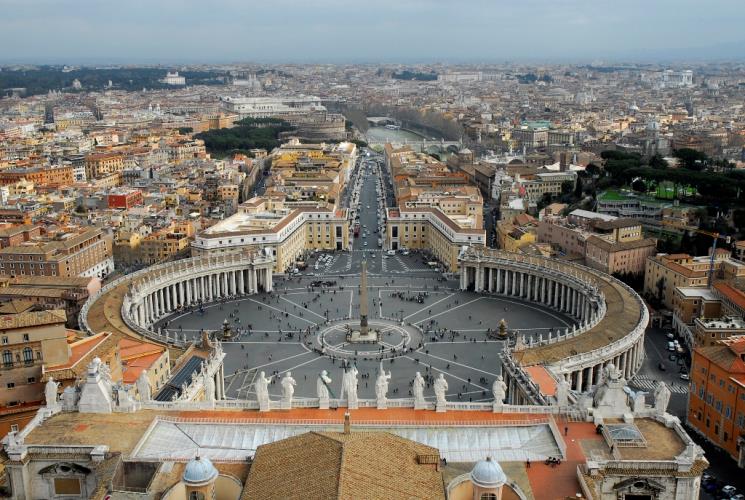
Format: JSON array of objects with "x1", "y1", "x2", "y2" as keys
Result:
[
  {"x1": 192, "y1": 197, "x2": 349, "y2": 272},
  {"x1": 0, "y1": 227, "x2": 114, "y2": 279},
  {"x1": 644, "y1": 250, "x2": 745, "y2": 309},
  {"x1": 385, "y1": 207, "x2": 485, "y2": 272}
]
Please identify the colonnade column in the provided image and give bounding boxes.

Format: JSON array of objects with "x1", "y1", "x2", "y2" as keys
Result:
[{"x1": 266, "y1": 268, "x2": 273, "y2": 292}]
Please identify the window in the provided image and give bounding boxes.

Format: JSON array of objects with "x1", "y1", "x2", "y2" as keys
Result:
[
  {"x1": 22, "y1": 334, "x2": 29, "y2": 341},
  {"x1": 480, "y1": 494, "x2": 497, "y2": 500},
  {"x1": 189, "y1": 493, "x2": 205, "y2": 500},
  {"x1": 2, "y1": 350, "x2": 12, "y2": 367},
  {"x1": 27, "y1": 377, "x2": 36, "y2": 383},
  {"x1": 6, "y1": 382, "x2": 14, "y2": 388},
  {"x1": 23, "y1": 347, "x2": 33, "y2": 365},
  {"x1": 10, "y1": 424, "x2": 18, "y2": 432}
]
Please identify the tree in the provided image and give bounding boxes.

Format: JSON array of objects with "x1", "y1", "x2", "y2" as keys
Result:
[
  {"x1": 561, "y1": 180, "x2": 574, "y2": 195},
  {"x1": 655, "y1": 277, "x2": 666, "y2": 304},
  {"x1": 631, "y1": 179, "x2": 646, "y2": 192},
  {"x1": 733, "y1": 209, "x2": 745, "y2": 234},
  {"x1": 574, "y1": 178, "x2": 583, "y2": 199},
  {"x1": 649, "y1": 154, "x2": 668, "y2": 169},
  {"x1": 673, "y1": 148, "x2": 708, "y2": 170},
  {"x1": 585, "y1": 163, "x2": 600, "y2": 176}
]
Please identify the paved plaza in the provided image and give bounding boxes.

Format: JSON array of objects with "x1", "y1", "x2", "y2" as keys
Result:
[{"x1": 156, "y1": 268, "x2": 573, "y2": 403}]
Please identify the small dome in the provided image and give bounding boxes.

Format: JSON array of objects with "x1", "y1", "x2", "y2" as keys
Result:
[
  {"x1": 183, "y1": 455, "x2": 218, "y2": 485},
  {"x1": 471, "y1": 456, "x2": 507, "y2": 488}
]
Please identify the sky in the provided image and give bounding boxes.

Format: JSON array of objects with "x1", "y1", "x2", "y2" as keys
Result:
[{"x1": 1, "y1": 0, "x2": 744, "y2": 64}]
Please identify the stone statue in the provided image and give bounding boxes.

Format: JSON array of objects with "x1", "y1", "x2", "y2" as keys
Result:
[
  {"x1": 375, "y1": 365, "x2": 392, "y2": 408},
  {"x1": 492, "y1": 375, "x2": 507, "y2": 405},
  {"x1": 61, "y1": 386, "x2": 77, "y2": 411},
  {"x1": 590, "y1": 363, "x2": 632, "y2": 418},
  {"x1": 317, "y1": 370, "x2": 332, "y2": 403},
  {"x1": 255, "y1": 371, "x2": 272, "y2": 411},
  {"x1": 555, "y1": 376, "x2": 569, "y2": 407},
  {"x1": 115, "y1": 384, "x2": 136, "y2": 410},
  {"x1": 340, "y1": 364, "x2": 358, "y2": 408},
  {"x1": 99, "y1": 360, "x2": 112, "y2": 393},
  {"x1": 281, "y1": 372, "x2": 296, "y2": 406},
  {"x1": 653, "y1": 381, "x2": 671, "y2": 415},
  {"x1": 204, "y1": 373, "x2": 216, "y2": 403},
  {"x1": 434, "y1": 374, "x2": 448, "y2": 408},
  {"x1": 413, "y1": 372, "x2": 426, "y2": 409},
  {"x1": 44, "y1": 377, "x2": 59, "y2": 409},
  {"x1": 136, "y1": 370, "x2": 152, "y2": 402}
]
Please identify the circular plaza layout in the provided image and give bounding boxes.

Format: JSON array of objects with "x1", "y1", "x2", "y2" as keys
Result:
[{"x1": 152, "y1": 259, "x2": 574, "y2": 403}]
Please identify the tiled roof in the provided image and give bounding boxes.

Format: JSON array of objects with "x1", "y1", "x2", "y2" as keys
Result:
[{"x1": 243, "y1": 431, "x2": 444, "y2": 500}]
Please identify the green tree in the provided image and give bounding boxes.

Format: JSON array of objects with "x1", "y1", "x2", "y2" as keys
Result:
[
  {"x1": 561, "y1": 180, "x2": 574, "y2": 195},
  {"x1": 673, "y1": 148, "x2": 708, "y2": 170},
  {"x1": 631, "y1": 179, "x2": 646, "y2": 192},
  {"x1": 649, "y1": 154, "x2": 668, "y2": 169}
]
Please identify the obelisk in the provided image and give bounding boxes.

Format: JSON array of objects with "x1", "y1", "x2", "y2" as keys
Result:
[{"x1": 359, "y1": 260, "x2": 369, "y2": 335}]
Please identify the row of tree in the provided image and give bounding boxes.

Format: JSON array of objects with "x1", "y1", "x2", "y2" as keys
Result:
[{"x1": 0, "y1": 66, "x2": 225, "y2": 96}]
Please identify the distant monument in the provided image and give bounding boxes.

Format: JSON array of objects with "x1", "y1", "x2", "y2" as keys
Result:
[{"x1": 346, "y1": 260, "x2": 380, "y2": 343}]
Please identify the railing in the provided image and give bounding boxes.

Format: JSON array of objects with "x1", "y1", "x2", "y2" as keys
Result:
[{"x1": 576, "y1": 465, "x2": 596, "y2": 500}]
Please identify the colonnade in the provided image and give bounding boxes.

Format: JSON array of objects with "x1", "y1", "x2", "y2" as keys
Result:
[
  {"x1": 134, "y1": 266, "x2": 272, "y2": 328},
  {"x1": 460, "y1": 262, "x2": 598, "y2": 324},
  {"x1": 565, "y1": 337, "x2": 645, "y2": 393},
  {"x1": 459, "y1": 247, "x2": 648, "y2": 398}
]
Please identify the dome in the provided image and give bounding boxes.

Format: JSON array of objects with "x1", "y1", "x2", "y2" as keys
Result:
[
  {"x1": 470, "y1": 456, "x2": 507, "y2": 488},
  {"x1": 183, "y1": 455, "x2": 218, "y2": 485}
]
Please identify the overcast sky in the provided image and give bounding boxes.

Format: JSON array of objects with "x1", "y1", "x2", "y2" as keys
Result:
[{"x1": 2, "y1": 0, "x2": 744, "y2": 64}]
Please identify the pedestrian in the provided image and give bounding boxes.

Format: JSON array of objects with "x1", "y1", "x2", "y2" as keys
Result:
[
  {"x1": 526, "y1": 458, "x2": 530, "y2": 468},
  {"x1": 564, "y1": 425, "x2": 568, "y2": 436}
]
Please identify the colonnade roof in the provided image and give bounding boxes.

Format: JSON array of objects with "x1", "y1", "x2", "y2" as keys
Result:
[{"x1": 514, "y1": 268, "x2": 643, "y2": 365}]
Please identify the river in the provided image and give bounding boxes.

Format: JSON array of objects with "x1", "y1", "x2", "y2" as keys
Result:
[{"x1": 365, "y1": 126, "x2": 427, "y2": 144}]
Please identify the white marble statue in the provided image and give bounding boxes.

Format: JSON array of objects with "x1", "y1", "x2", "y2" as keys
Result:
[
  {"x1": 136, "y1": 370, "x2": 152, "y2": 402},
  {"x1": 254, "y1": 371, "x2": 272, "y2": 411},
  {"x1": 413, "y1": 372, "x2": 426, "y2": 409},
  {"x1": 492, "y1": 375, "x2": 507, "y2": 405},
  {"x1": 434, "y1": 373, "x2": 448, "y2": 407},
  {"x1": 44, "y1": 377, "x2": 59, "y2": 408},
  {"x1": 653, "y1": 381, "x2": 671, "y2": 415},
  {"x1": 375, "y1": 365, "x2": 392, "y2": 407},
  {"x1": 281, "y1": 372, "x2": 296, "y2": 405},
  {"x1": 61, "y1": 386, "x2": 77, "y2": 411},
  {"x1": 590, "y1": 363, "x2": 632, "y2": 418},
  {"x1": 317, "y1": 370, "x2": 332, "y2": 402},
  {"x1": 204, "y1": 373, "x2": 216, "y2": 403},
  {"x1": 555, "y1": 376, "x2": 569, "y2": 407},
  {"x1": 340, "y1": 364, "x2": 358, "y2": 408}
]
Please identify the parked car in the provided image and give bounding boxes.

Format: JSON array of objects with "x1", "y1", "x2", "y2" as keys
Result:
[
  {"x1": 679, "y1": 373, "x2": 690, "y2": 380},
  {"x1": 722, "y1": 486, "x2": 737, "y2": 496},
  {"x1": 669, "y1": 354, "x2": 677, "y2": 361},
  {"x1": 658, "y1": 362, "x2": 666, "y2": 371}
]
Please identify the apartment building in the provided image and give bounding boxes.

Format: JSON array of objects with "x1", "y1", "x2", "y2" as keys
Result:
[
  {"x1": 0, "y1": 165, "x2": 74, "y2": 187},
  {"x1": 0, "y1": 228, "x2": 114, "y2": 279},
  {"x1": 0, "y1": 275, "x2": 100, "y2": 328},
  {"x1": 385, "y1": 207, "x2": 485, "y2": 272},
  {"x1": 537, "y1": 210, "x2": 656, "y2": 274},
  {"x1": 0, "y1": 224, "x2": 41, "y2": 248},
  {"x1": 84, "y1": 152, "x2": 124, "y2": 179},
  {"x1": 687, "y1": 336, "x2": 745, "y2": 468},
  {"x1": 644, "y1": 251, "x2": 745, "y2": 309}
]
